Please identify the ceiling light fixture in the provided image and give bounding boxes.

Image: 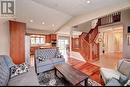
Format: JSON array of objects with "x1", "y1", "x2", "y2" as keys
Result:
[
  {"x1": 42, "y1": 22, "x2": 45, "y2": 25},
  {"x1": 86, "y1": 0, "x2": 90, "y2": 4},
  {"x1": 30, "y1": 20, "x2": 33, "y2": 23},
  {"x1": 52, "y1": 24, "x2": 55, "y2": 27}
]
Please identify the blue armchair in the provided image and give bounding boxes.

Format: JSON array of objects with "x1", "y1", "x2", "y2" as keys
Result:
[{"x1": 100, "y1": 59, "x2": 130, "y2": 86}]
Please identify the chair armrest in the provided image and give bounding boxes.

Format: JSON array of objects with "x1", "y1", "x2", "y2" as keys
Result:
[
  {"x1": 105, "y1": 78, "x2": 122, "y2": 86},
  {"x1": 100, "y1": 68, "x2": 120, "y2": 84},
  {"x1": 125, "y1": 80, "x2": 130, "y2": 86}
]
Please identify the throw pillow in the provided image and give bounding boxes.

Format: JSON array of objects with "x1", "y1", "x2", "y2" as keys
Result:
[
  {"x1": 119, "y1": 74, "x2": 129, "y2": 85},
  {"x1": 10, "y1": 63, "x2": 29, "y2": 78},
  {"x1": 37, "y1": 56, "x2": 45, "y2": 62},
  {"x1": 56, "y1": 52, "x2": 62, "y2": 58}
]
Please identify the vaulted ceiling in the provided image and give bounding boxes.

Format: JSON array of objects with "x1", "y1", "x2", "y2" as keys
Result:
[
  {"x1": 32, "y1": 0, "x2": 129, "y2": 16},
  {"x1": 15, "y1": 0, "x2": 72, "y2": 33},
  {"x1": 14, "y1": 0, "x2": 130, "y2": 34}
]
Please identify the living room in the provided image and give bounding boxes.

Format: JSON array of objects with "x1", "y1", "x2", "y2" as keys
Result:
[{"x1": 0, "y1": 0, "x2": 130, "y2": 86}]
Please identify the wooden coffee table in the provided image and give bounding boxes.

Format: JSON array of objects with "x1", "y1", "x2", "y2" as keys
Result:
[{"x1": 55, "y1": 63, "x2": 89, "y2": 86}]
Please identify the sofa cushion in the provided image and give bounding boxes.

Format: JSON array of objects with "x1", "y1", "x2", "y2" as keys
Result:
[
  {"x1": 37, "y1": 48, "x2": 57, "y2": 59},
  {"x1": 37, "y1": 59, "x2": 53, "y2": 67},
  {"x1": 0, "y1": 57, "x2": 10, "y2": 86},
  {"x1": 106, "y1": 78, "x2": 122, "y2": 86},
  {"x1": 51, "y1": 58, "x2": 65, "y2": 64},
  {"x1": 118, "y1": 60, "x2": 130, "y2": 79}
]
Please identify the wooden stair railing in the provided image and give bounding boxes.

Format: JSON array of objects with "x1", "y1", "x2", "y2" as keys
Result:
[
  {"x1": 79, "y1": 35, "x2": 90, "y2": 61},
  {"x1": 79, "y1": 20, "x2": 100, "y2": 62},
  {"x1": 91, "y1": 27, "x2": 98, "y2": 41},
  {"x1": 91, "y1": 42, "x2": 99, "y2": 61}
]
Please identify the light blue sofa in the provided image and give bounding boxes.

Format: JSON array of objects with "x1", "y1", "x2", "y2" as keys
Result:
[
  {"x1": 100, "y1": 59, "x2": 130, "y2": 86},
  {"x1": 0, "y1": 55, "x2": 39, "y2": 86},
  {"x1": 35, "y1": 48, "x2": 65, "y2": 74}
]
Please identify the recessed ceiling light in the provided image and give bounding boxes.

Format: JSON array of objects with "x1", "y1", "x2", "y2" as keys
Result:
[
  {"x1": 52, "y1": 24, "x2": 55, "y2": 27},
  {"x1": 86, "y1": 0, "x2": 90, "y2": 4},
  {"x1": 30, "y1": 20, "x2": 33, "y2": 23},
  {"x1": 42, "y1": 22, "x2": 45, "y2": 25}
]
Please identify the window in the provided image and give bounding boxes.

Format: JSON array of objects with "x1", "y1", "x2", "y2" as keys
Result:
[
  {"x1": 31, "y1": 35, "x2": 45, "y2": 45},
  {"x1": 58, "y1": 39, "x2": 69, "y2": 50},
  {"x1": 31, "y1": 37, "x2": 35, "y2": 45},
  {"x1": 41, "y1": 38, "x2": 44, "y2": 44},
  {"x1": 36, "y1": 38, "x2": 40, "y2": 44}
]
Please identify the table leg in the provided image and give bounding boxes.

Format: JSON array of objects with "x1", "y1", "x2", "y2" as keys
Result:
[
  {"x1": 55, "y1": 68, "x2": 57, "y2": 77},
  {"x1": 85, "y1": 78, "x2": 88, "y2": 86}
]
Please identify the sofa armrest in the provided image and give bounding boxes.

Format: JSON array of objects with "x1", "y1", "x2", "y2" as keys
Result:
[
  {"x1": 8, "y1": 67, "x2": 40, "y2": 86},
  {"x1": 100, "y1": 68, "x2": 120, "y2": 84},
  {"x1": 105, "y1": 78, "x2": 122, "y2": 86}
]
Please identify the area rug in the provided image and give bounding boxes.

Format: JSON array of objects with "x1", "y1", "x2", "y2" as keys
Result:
[{"x1": 37, "y1": 70, "x2": 101, "y2": 86}]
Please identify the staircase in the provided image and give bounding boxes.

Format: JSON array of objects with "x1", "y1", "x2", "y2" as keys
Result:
[
  {"x1": 73, "y1": 12, "x2": 121, "y2": 62},
  {"x1": 79, "y1": 20, "x2": 100, "y2": 62}
]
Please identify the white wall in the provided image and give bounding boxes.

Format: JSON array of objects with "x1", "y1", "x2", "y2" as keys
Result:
[
  {"x1": 25, "y1": 36, "x2": 31, "y2": 65},
  {"x1": 75, "y1": 21, "x2": 91, "y2": 33},
  {"x1": 0, "y1": 19, "x2": 10, "y2": 55},
  {"x1": 26, "y1": 28, "x2": 51, "y2": 35},
  {"x1": 121, "y1": 9, "x2": 130, "y2": 59}
]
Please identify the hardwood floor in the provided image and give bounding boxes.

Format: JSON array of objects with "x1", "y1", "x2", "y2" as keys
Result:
[
  {"x1": 67, "y1": 58, "x2": 104, "y2": 85},
  {"x1": 91, "y1": 52, "x2": 122, "y2": 69},
  {"x1": 67, "y1": 52, "x2": 122, "y2": 85}
]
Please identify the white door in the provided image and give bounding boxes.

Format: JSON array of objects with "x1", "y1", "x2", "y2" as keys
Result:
[
  {"x1": 58, "y1": 38, "x2": 69, "y2": 62},
  {"x1": 25, "y1": 36, "x2": 31, "y2": 66}
]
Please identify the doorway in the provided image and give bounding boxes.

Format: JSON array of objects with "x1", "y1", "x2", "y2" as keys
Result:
[
  {"x1": 58, "y1": 36, "x2": 69, "y2": 62},
  {"x1": 93, "y1": 25, "x2": 123, "y2": 69},
  {"x1": 99, "y1": 25, "x2": 123, "y2": 55}
]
